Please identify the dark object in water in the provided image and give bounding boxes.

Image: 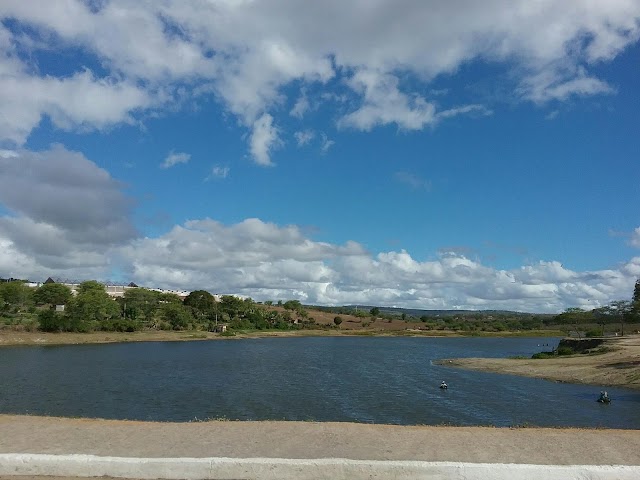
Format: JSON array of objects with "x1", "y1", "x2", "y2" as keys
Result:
[{"x1": 597, "y1": 391, "x2": 611, "y2": 404}]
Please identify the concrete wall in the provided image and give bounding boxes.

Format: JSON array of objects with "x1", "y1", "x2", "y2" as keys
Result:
[{"x1": 1, "y1": 453, "x2": 638, "y2": 480}]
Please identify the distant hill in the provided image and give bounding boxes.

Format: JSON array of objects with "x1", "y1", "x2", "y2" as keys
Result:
[{"x1": 339, "y1": 305, "x2": 552, "y2": 318}]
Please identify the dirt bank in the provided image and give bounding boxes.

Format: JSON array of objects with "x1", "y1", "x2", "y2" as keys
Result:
[
  {"x1": 441, "y1": 336, "x2": 640, "y2": 389},
  {"x1": 1, "y1": 415, "x2": 639, "y2": 466}
]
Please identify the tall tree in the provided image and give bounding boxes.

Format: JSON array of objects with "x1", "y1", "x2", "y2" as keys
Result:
[{"x1": 632, "y1": 278, "x2": 640, "y2": 316}]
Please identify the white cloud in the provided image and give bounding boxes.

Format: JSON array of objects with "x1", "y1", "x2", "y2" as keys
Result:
[
  {"x1": 290, "y1": 90, "x2": 310, "y2": 118},
  {"x1": 340, "y1": 70, "x2": 437, "y2": 131},
  {"x1": 116, "y1": 218, "x2": 640, "y2": 312},
  {"x1": 294, "y1": 130, "x2": 315, "y2": 147},
  {"x1": 545, "y1": 110, "x2": 559, "y2": 120},
  {"x1": 161, "y1": 151, "x2": 191, "y2": 169},
  {"x1": 319, "y1": 133, "x2": 334, "y2": 153},
  {"x1": 206, "y1": 165, "x2": 230, "y2": 180},
  {"x1": 630, "y1": 227, "x2": 640, "y2": 248},
  {"x1": 249, "y1": 113, "x2": 281, "y2": 166},
  {"x1": 394, "y1": 172, "x2": 432, "y2": 191},
  {"x1": 1, "y1": 1, "x2": 638, "y2": 157}
]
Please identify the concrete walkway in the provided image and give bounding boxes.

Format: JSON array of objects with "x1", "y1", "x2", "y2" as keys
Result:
[{"x1": 1, "y1": 415, "x2": 639, "y2": 479}]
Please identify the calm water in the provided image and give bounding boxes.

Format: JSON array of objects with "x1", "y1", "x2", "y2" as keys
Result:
[{"x1": 1, "y1": 336, "x2": 639, "y2": 428}]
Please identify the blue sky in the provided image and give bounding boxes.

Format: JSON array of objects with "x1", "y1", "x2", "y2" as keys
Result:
[{"x1": 0, "y1": 1, "x2": 639, "y2": 312}]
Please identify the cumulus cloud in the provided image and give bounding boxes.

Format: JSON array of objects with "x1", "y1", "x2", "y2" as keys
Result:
[
  {"x1": 0, "y1": 145, "x2": 135, "y2": 273},
  {"x1": 1, "y1": 1, "x2": 638, "y2": 159},
  {"x1": 161, "y1": 151, "x2": 191, "y2": 169},
  {"x1": 111, "y1": 217, "x2": 640, "y2": 312}
]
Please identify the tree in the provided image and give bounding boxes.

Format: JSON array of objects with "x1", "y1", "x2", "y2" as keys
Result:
[
  {"x1": 183, "y1": 290, "x2": 216, "y2": 320},
  {"x1": 33, "y1": 283, "x2": 72, "y2": 306},
  {"x1": 609, "y1": 300, "x2": 632, "y2": 336},
  {"x1": 370, "y1": 307, "x2": 380, "y2": 317},
  {"x1": 333, "y1": 316, "x2": 343, "y2": 327},
  {"x1": 162, "y1": 302, "x2": 192, "y2": 330},
  {"x1": 0, "y1": 281, "x2": 33, "y2": 310},
  {"x1": 633, "y1": 278, "x2": 640, "y2": 317},
  {"x1": 120, "y1": 287, "x2": 162, "y2": 322},
  {"x1": 283, "y1": 300, "x2": 303, "y2": 311},
  {"x1": 67, "y1": 281, "x2": 119, "y2": 326},
  {"x1": 77, "y1": 280, "x2": 106, "y2": 295}
]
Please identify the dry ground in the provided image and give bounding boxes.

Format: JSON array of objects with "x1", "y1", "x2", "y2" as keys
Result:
[
  {"x1": 1, "y1": 415, "x2": 639, "y2": 466},
  {"x1": 442, "y1": 335, "x2": 640, "y2": 389}
]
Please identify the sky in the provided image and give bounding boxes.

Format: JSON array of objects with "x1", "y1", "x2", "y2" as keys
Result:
[{"x1": 0, "y1": 0, "x2": 639, "y2": 313}]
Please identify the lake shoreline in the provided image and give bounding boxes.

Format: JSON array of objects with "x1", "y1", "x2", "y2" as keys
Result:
[
  {"x1": 0, "y1": 328, "x2": 562, "y2": 347},
  {"x1": 439, "y1": 335, "x2": 640, "y2": 390}
]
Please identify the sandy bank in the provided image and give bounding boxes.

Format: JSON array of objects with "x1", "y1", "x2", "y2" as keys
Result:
[
  {"x1": 441, "y1": 336, "x2": 640, "y2": 390},
  {"x1": 1, "y1": 415, "x2": 639, "y2": 466}
]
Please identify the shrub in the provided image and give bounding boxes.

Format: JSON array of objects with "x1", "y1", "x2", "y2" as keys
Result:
[
  {"x1": 333, "y1": 316, "x2": 343, "y2": 326},
  {"x1": 531, "y1": 352, "x2": 555, "y2": 359},
  {"x1": 556, "y1": 346, "x2": 575, "y2": 356}
]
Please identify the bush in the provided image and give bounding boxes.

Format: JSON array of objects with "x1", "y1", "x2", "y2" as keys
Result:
[
  {"x1": 585, "y1": 329, "x2": 602, "y2": 338},
  {"x1": 556, "y1": 346, "x2": 575, "y2": 356},
  {"x1": 532, "y1": 352, "x2": 555, "y2": 359},
  {"x1": 333, "y1": 316, "x2": 343, "y2": 326}
]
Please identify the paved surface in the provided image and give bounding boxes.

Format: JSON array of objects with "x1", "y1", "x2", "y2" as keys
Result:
[{"x1": 1, "y1": 415, "x2": 639, "y2": 466}]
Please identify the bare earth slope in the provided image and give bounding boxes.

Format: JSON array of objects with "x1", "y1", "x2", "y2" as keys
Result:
[{"x1": 442, "y1": 336, "x2": 640, "y2": 389}]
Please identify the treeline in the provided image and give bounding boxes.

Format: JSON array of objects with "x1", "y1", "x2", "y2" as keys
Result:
[{"x1": 0, "y1": 281, "x2": 312, "y2": 334}]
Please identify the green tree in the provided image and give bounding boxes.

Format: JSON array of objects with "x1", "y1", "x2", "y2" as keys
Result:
[
  {"x1": 632, "y1": 278, "x2": 640, "y2": 317},
  {"x1": 0, "y1": 281, "x2": 33, "y2": 310},
  {"x1": 370, "y1": 307, "x2": 380, "y2": 317},
  {"x1": 333, "y1": 316, "x2": 343, "y2": 327},
  {"x1": 120, "y1": 287, "x2": 162, "y2": 322},
  {"x1": 77, "y1": 280, "x2": 106, "y2": 295},
  {"x1": 162, "y1": 302, "x2": 192, "y2": 330},
  {"x1": 283, "y1": 299, "x2": 302, "y2": 311},
  {"x1": 67, "y1": 281, "x2": 119, "y2": 326},
  {"x1": 183, "y1": 290, "x2": 216, "y2": 320},
  {"x1": 33, "y1": 283, "x2": 72, "y2": 306}
]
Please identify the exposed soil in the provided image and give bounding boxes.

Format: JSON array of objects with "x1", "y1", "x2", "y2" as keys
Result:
[
  {"x1": 441, "y1": 335, "x2": 640, "y2": 390},
  {"x1": 1, "y1": 415, "x2": 639, "y2": 465}
]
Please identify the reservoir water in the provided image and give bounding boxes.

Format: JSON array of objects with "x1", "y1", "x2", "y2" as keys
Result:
[{"x1": 1, "y1": 336, "x2": 638, "y2": 428}]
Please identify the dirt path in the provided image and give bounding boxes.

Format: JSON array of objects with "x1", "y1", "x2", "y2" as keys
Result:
[
  {"x1": 1, "y1": 415, "x2": 639, "y2": 466},
  {"x1": 442, "y1": 336, "x2": 640, "y2": 389}
]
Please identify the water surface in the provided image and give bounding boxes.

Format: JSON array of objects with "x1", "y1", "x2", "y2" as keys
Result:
[{"x1": 1, "y1": 336, "x2": 638, "y2": 428}]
